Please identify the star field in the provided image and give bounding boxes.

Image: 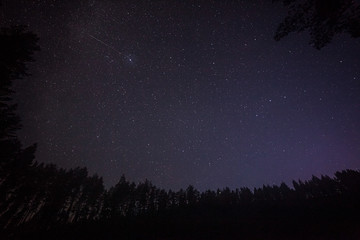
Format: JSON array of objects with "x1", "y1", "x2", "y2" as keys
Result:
[{"x1": 1, "y1": 0, "x2": 360, "y2": 190}]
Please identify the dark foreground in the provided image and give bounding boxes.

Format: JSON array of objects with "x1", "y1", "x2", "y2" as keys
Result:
[{"x1": 3, "y1": 196, "x2": 360, "y2": 240}]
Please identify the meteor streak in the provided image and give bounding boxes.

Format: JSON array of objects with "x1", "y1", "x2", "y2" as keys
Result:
[{"x1": 88, "y1": 34, "x2": 129, "y2": 60}]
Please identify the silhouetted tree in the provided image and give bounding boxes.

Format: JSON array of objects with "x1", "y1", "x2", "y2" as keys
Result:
[
  {"x1": 106, "y1": 175, "x2": 136, "y2": 217},
  {"x1": 176, "y1": 188, "x2": 187, "y2": 207},
  {"x1": 0, "y1": 26, "x2": 39, "y2": 142},
  {"x1": 185, "y1": 185, "x2": 200, "y2": 205},
  {"x1": 199, "y1": 189, "x2": 217, "y2": 209},
  {"x1": 335, "y1": 169, "x2": 360, "y2": 196},
  {"x1": 273, "y1": 0, "x2": 360, "y2": 49},
  {"x1": 0, "y1": 26, "x2": 39, "y2": 230},
  {"x1": 157, "y1": 189, "x2": 169, "y2": 211},
  {"x1": 238, "y1": 187, "x2": 253, "y2": 204}
]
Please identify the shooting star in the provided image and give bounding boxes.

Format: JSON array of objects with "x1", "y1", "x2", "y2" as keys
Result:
[
  {"x1": 88, "y1": 34, "x2": 132, "y2": 61},
  {"x1": 88, "y1": 34, "x2": 123, "y2": 55}
]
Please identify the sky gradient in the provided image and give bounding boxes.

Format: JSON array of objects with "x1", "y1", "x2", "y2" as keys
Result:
[{"x1": 1, "y1": 0, "x2": 360, "y2": 190}]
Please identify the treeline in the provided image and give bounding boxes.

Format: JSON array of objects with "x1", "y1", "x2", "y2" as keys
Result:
[
  {"x1": 2, "y1": 159, "x2": 360, "y2": 239},
  {"x1": 2, "y1": 154, "x2": 360, "y2": 230}
]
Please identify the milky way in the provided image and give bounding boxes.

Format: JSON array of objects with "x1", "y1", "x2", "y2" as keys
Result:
[{"x1": 1, "y1": 0, "x2": 360, "y2": 190}]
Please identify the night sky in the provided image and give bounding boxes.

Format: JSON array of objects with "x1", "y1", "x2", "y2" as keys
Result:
[{"x1": 1, "y1": 0, "x2": 360, "y2": 191}]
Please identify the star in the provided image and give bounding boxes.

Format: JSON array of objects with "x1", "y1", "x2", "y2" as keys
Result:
[{"x1": 5, "y1": 0, "x2": 360, "y2": 191}]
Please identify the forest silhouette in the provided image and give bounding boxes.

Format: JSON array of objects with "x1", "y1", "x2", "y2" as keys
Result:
[
  {"x1": 273, "y1": 0, "x2": 360, "y2": 49},
  {"x1": 1, "y1": 22, "x2": 360, "y2": 239}
]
